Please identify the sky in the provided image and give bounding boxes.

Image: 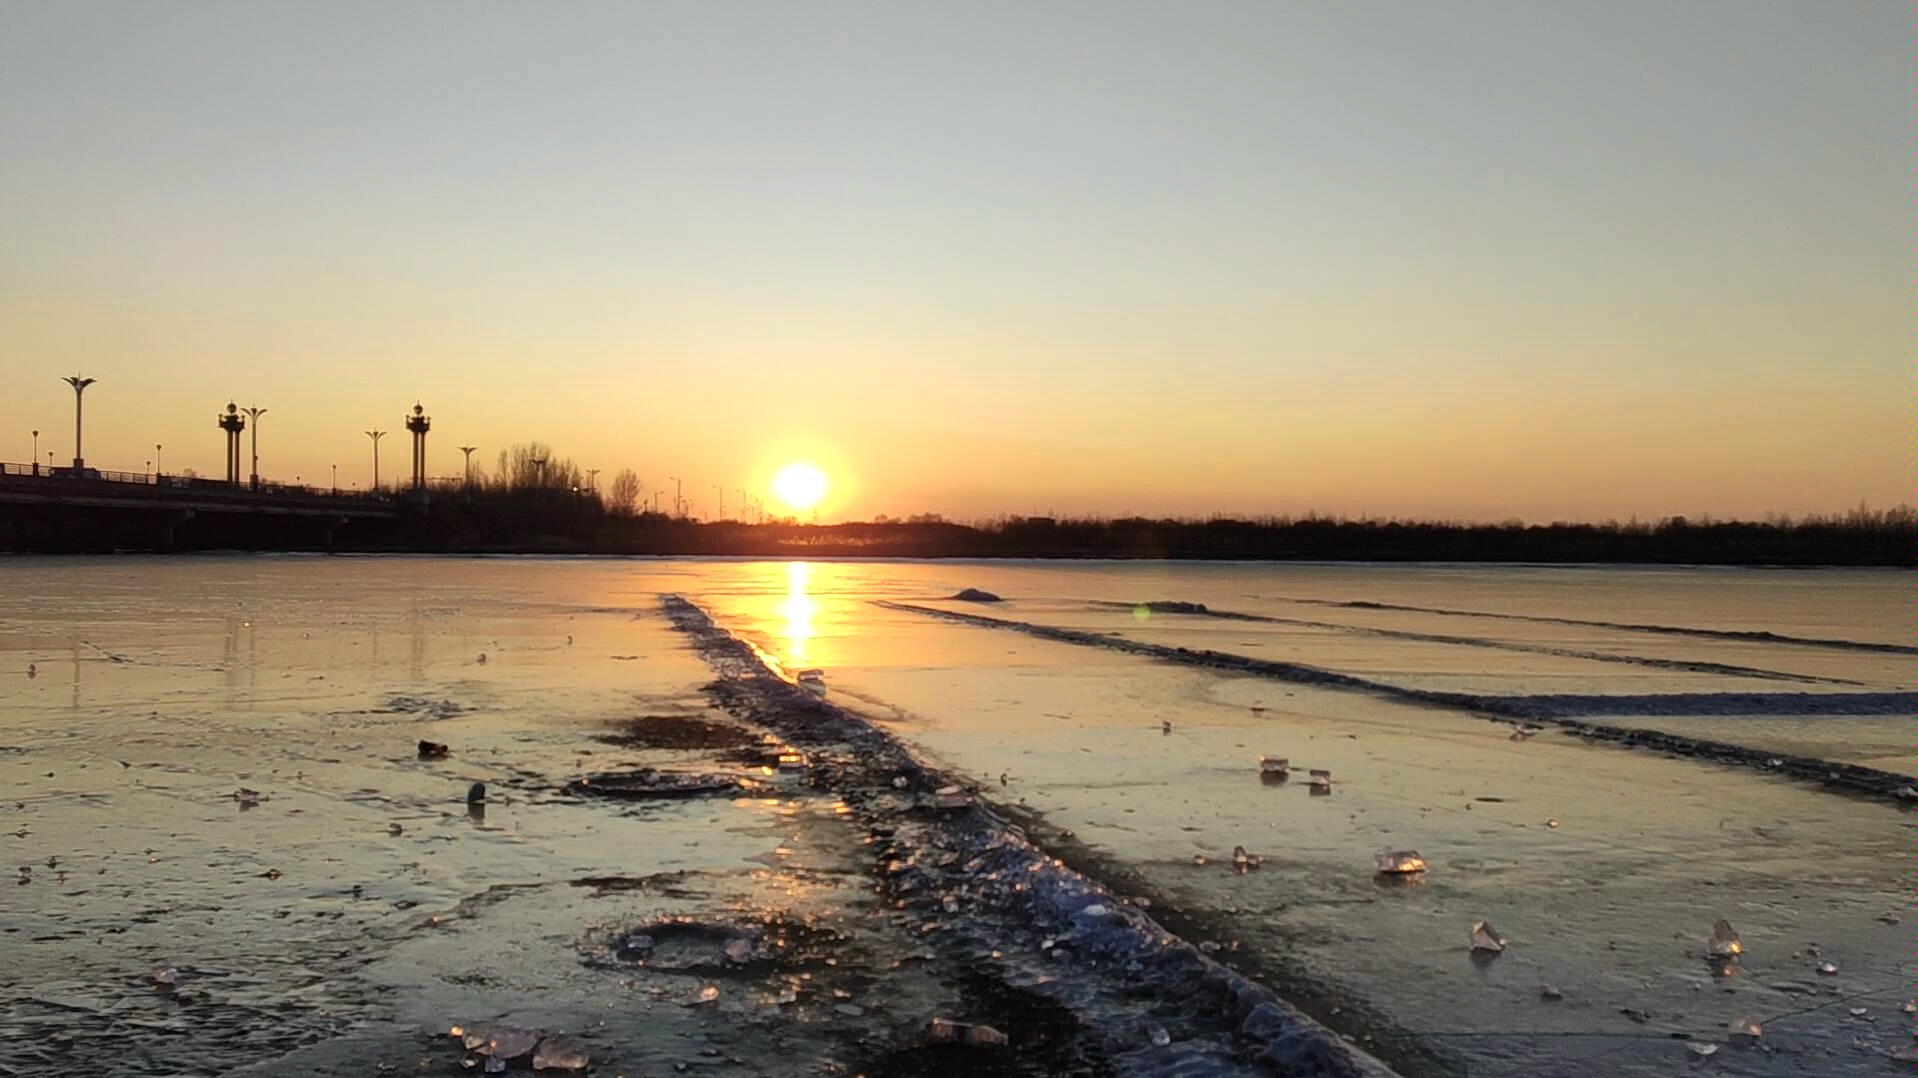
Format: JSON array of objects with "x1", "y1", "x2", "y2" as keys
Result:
[{"x1": 0, "y1": 1, "x2": 1906, "y2": 522}]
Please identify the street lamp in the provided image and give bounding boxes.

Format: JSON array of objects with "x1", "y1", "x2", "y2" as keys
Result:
[
  {"x1": 154, "y1": 443, "x2": 162, "y2": 481},
  {"x1": 365, "y1": 430, "x2": 386, "y2": 491},
  {"x1": 62, "y1": 375, "x2": 96, "y2": 471},
  {"x1": 242, "y1": 406, "x2": 266, "y2": 489},
  {"x1": 331, "y1": 463, "x2": 338, "y2": 493},
  {"x1": 30, "y1": 430, "x2": 38, "y2": 475}
]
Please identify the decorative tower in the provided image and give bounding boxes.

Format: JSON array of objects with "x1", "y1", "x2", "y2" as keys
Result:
[
  {"x1": 405, "y1": 403, "x2": 431, "y2": 491},
  {"x1": 218, "y1": 403, "x2": 246, "y2": 485}
]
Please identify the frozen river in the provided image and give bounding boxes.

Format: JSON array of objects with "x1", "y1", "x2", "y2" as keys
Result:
[{"x1": 0, "y1": 556, "x2": 1911, "y2": 1077}]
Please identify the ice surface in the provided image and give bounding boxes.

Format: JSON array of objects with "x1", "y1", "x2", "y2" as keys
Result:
[{"x1": 3, "y1": 556, "x2": 1908, "y2": 1078}]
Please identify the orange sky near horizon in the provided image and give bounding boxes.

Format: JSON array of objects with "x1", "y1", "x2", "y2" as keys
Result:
[{"x1": 0, "y1": 3, "x2": 1905, "y2": 524}]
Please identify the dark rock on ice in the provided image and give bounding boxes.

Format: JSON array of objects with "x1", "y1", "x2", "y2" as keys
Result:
[{"x1": 950, "y1": 588, "x2": 1003, "y2": 603}]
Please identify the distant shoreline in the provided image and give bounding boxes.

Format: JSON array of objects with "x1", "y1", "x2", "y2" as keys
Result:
[
  {"x1": 3, "y1": 546, "x2": 1909, "y2": 569},
  {"x1": 4, "y1": 508, "x2": 1911, "y2": 566}
]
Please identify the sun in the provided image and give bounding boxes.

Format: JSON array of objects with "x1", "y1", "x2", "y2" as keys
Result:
[{"x1": 771, "y1": 462, "x2": 829, "y2": 512}]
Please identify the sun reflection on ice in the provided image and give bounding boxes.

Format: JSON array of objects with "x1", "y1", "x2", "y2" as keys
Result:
[{"x1": 778, "y1": 561, "x2": 816, "y2": 666}]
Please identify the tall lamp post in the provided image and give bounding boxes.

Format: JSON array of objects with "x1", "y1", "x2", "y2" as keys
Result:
[
  {"x1": 331, "y1": 463, "x2": 338, "y2": 493},
  {"x1": 30, "y1": 430, "x2": 38, "y2": 475},
  {"x1": 404, "y1": 403, "x2": 430, "y2": 492},
  {"x1": 63, "y1": 375, "x2": 96, "y2": 471},
  {"x1": 154, "y1": 443, "x2": 162, "y2": 481},
  {"x1": 458, "y1": 445, "x2": 477, "y2": 489},
  {"x1": 218, "y1": 403, "x2": 245, "y2": 484},
  {"x1": 242, "y1": 407, "x2": 266, "y2": 489},
  {"x1": 365, "y1": 430, "x2": 386, "y2": 492}
]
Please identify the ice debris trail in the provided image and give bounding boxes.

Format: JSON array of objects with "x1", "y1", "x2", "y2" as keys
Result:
[
  {"x1": 1269, "y1": 596, "x2": 1915, "y2": 656},
  {"x1": 876, "y1": 600, "x2": 1918, "y2": 802},
  {"x1": 1091, "y1": 600, "x2": 1859, "y2": 685},
  {"x1": 661, "y1": 594, "x2": 1402, "y2": 1078}
]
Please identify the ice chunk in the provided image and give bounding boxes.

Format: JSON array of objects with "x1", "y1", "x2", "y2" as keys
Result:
[
  {"x1": 1708, "y1": 919, "x2": 1743, "y2": 958},
  {"x1": 1816, "y1": 961, "x2": 1838, "y2": 975},
  {"x1": 1375, "y1": 850, "x2": 1427, "y2": 875},
  {"x1": 1231, "y1": 846, "x2": 1262, "y2": 873},
  {"x1": 532, "y1": 1035, "x2": 590, "y2": 1071},
  {"x1": 1538, "y1": 984, "x2": 1563, "y2": 1001},
  {"x1": 690, "y1": 983, "x2": 720, "y2": 1005},
  {"x1": 1307, "y1": 769, "x2": 1332, "y2": 789},
  {"x1": 1258, "y1": 756, "x2": 1289, "y2": 775},
  {"x1": 482, "y1": 1027, "x2": 537, "y2": 1059},
  {"x1": 926, "y1": 1018, "x2": 1007, "y2": 1047},
  {"x1": 1146, "y1": 1021, "x2": 1171, "y2": 1047},
  {"x1": 1727, "y1": 1016, "x2": 1761, "y2": 1044},
  {"x1": 723, "y1": 938, "x2": 753, "y2": 964},
  {"x1": 483, "y1": 1056, "x2": 505, "y2": 1074},
  {"x1": 1470, "y1": 920, "x2": 1505, "y2": 953},
  {"x1": 1687, "y1": 1042, "x2": 1717, "y2": 1057},
  {"x1": 776, "y1": 752, "x2": 807, "y2": 772},
  {"x1": 933, "y1": 786, "x2": 970, "y2": 811},
  {"x1": 233, "y1": 787, "x2": 263, "y2": 807},
  {"x1": 150, "y1": 964, "x2": 177, "y2": 986}
]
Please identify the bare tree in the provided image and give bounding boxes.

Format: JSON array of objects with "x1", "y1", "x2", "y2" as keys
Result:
[
  {"x1": 607, "y1": 469, "x2": 642, "y2": 517},
  {"x1": 494, "y1": 442, "x2": 583, "y2": 492}
]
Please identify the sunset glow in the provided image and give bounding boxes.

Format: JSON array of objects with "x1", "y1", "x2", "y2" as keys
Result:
[
  {"x1": 771, "y1": 463, "x2": 829, "y2": 513},
  {"x1": 0, "y1": 5, "x2": 1902, "y2": 523}
]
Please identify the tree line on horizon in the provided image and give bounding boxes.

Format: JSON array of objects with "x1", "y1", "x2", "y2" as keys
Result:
[
  {"x1": 360, "y1": 485, "x2": 1914, "y2": 565},
  {"x1": 386, "y1": 437, "x2": 1915, "y2": 563},
  {"x1": 428, "y1": 441, "x2": 646, "y2": 517}
]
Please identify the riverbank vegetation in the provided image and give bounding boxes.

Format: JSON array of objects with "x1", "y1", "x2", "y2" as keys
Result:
[{"x1": 333, "y1": 503, "x2": 1914, "y2": 566}]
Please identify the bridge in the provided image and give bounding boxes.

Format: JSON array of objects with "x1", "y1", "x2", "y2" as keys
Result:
[{"x1": 0, "y1": 463, "x2": 404, "y2": 551}]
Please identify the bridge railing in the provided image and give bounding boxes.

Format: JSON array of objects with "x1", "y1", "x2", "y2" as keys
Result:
[{"x1": 0, "y1": 462, "x2": 399, "y2": 503}]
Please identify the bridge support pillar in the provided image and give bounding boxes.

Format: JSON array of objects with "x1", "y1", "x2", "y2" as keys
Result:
[{"x1": 158, "y1": 509, "x2": 194, "y2": 551}]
